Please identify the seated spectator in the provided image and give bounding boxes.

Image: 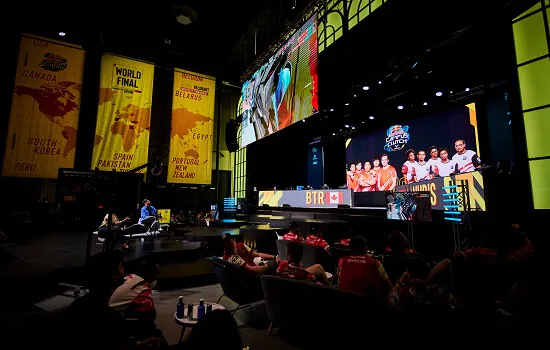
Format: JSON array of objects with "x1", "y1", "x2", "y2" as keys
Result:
[
  {"x1": 338, "y1": 236, "x2": 392, "y2": 297},
  {"x1": 283, "y1": 221, "x2": 304, "y2": 242},
  {"x1": 277, "y1": 241, "x2": 329, "y2": 285},
  {"x1": 505, "y1": 225, "x2": 534, "y2": 263},
  {"x1": 179, "y1": 310, "x2": 243, "y2": 350},
  {"x1": 390, "y1": 271, "x2": 457, "y2": 309},
  {"x1": 110, "y1": 260, "x2": 160, "y2": 328},
  {"x1": 339, "y1": 238, "x2": 350, "y2": 246},
  {"x1": 222, "y1": 233, "x2": 279, "y2": 274},
  {"x1": 305, "y1": 227, "x2": 330, "y2": 254},
  {"x1": 61, "y1": 251, "x2": 165, "y2": 349},
  {"x1": 384, "y1": 230, "x2": 416, "y2": 254},
  {"x1": 98, "y1": 213, "x2": 131, "y2": 250}
]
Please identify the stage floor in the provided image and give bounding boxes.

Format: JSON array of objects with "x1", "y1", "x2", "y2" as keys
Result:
[{"x1": 0, "y1": 226, "x2": 239, "y2": 302}]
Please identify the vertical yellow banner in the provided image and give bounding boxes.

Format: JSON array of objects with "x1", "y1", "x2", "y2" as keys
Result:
[
  {"x1": 168, "y1": 69, "x2": 216, "y2": 184},
  {"x1": 2, "y1": 34, "x2": 84, "y2": 178},
  {"x1": 91, "y1": 54, "x2": 154, "y2": 173}
]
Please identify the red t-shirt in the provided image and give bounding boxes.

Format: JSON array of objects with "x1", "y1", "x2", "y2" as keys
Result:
[
  {"x1": 339, "y1": 238, "x2": 350, "y2": 246},
  {"x1": 338, "y1": 255, "x2": 389, "y2": 295},
  {"x1": 507, "y1": 240, "x2": 534, "y2": 262},
  {"x1": 223, "y1": 243, "x2": 255, "y2": 267},
  {"x1": 283, "y1": 232, "x2": 304, "y2": 243},
  {"x1": 378, "y1": 165, "x2": 397, "y2": 191},
  {"x1": 384, "y1": 246, "x2": 417, "y2": 254},
  {"x1": 276, "y1": 260, "x2": 315, "y2": 282},
  {"x1": 305, "y1": 234, "x2": 329, "y2": 249}
]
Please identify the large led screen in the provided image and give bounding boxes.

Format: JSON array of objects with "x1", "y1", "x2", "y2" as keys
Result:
[
  {"x1": 240, "y1": 15, "x2": 318, "y2": 147},
  {"x1": 346, "y1": 104, "x2": 481, "y2": 192}
]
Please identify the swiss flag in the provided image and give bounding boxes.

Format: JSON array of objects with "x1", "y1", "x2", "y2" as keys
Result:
[{"x1": 326, "y1": 192, "x2": 343, "y2": 204}]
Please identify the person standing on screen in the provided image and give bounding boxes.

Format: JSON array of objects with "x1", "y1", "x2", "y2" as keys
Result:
[
  {"x1": 378, "y1": 154, "x2": 397, "y2": 191},
  {"x1": 452, "y1": 139, "x2": 482, "y2": 173},
  {"x1": 359, "y1": 161, "x2": 377, "y2": 192},
  {"x1": 140, "y1": 199, "x2": 158, "y2": 224},
  {"x1": 402, "y1": 149, "x2": 417, "y2": 184},
  {"x1": 414, "y1": 150, "x2": 431, "y2": 182},
  {"x1": 427, "y1": 146, "x2": 440, "y2": 178},
  {"x1": 372, "y1": 157, "x2": 381, "y2": 174},
  {"x1": 354, "y1": 161, "x2": 364, "y2": 191},
  {"x1": 346, "y1": 163, "x2": 358, "y2": 191},
  {"x1": 437, "y1": 148, "x2": 456, "y2": 177}
]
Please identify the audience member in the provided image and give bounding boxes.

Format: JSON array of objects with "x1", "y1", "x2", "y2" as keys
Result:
[
  {"x1": 222, "y1": 233, "x2": 279, "y2": 274},
  {"x1": 179, "y1": 310, "x2": 243, "y2": 350},
  {"x1": 61, "y1": 251, "x2": 165, "y2": 349},
  {"x1": 110, "y1": 260, "x2": 160, "y2": 329},
  {"x1": 277, "y1": 241, "x2": 329, "y2": 285},
  {"x1": 384, "y1": 230, "x2": 416, "y2": 254},
  {"x1": 305, "y1": 227, "x2": 330, "y2": 253},
  {"x1": 338, "y1": 236, "x2": 392, "y2": 297},
  {"x1": 283, "y1": 221, "x2": 304, "y2": 242}
]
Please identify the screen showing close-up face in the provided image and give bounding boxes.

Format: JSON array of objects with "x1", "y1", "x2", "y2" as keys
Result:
[
  {"x1": 346, "y1": 104, "x2": 480, "y2": 192},
  {"x1": 240, "y1": 15, "x2": 319, "y2": 147}
]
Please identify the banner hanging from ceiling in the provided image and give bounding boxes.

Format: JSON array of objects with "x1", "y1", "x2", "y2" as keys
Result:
[
  {"x1": 167, "y1": 68, "x2": 216, "y2": 184},
  {"x1": 2, "y1": 34, "x2": 84, "y2": 179},
  {"x1": 91, "y1": 54, "x2": 154, "y2": 174}
]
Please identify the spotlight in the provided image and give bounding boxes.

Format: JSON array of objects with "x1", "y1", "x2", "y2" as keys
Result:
[
  {"x1": 450, "y1": 91, "x2": 453, "y2": 94},
  {"x1": 369, "y1": 116, "x2": 374, "y2": 120},
  {"x1": 330, "y1": 108, "x2": 334, "y2": 112},
  {"x1": 398, "y1": 105, "x2": 404, "y2": 110},
  {"x1": 345, "y1": 103, "x2": 349, "y2": 106},
  {"x1": 58, "y1": 32, "x2": 66, "y2": 37},
  {"x1": 465, "y1": 88, "x2": 470, "y2": 92},
  {"x1": 352, "y1": 126, "x2": 355, "y2": 130},
  {"x1": 378, "y1": 80, "x2": 382, "y2": 84},
  {"x1": 362, "y1": 121, "x2": 365, "y2": 124},
  {"x1": 345, "y1": 125, "x2": 350, "y2": 128},
  {"x1": 353, "y1": 94, "x2": 357, "y2": 97},
  {"x1": 333, "y1": 133, "x2": 336, "y2": 136},
  {"x1": 302, "y1": 119, "x2": 306, "y2": 123},
  {"x1": 423, "y1": 102, "x2": 428, "y2": 106},
  {"x1": 362, "y1": 86, "x2": 369, "y2": 91},
  {"x1": 436, "y1": 92, "x2": 443, "y2": 97}
]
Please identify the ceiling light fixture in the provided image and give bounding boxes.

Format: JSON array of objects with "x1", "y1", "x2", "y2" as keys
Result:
[
  {"x1": 398, "y1": 105, "x2": 404, "y2": 110},
  {"x1": 436, "y1": 92, "x2": 443, "y2": 97},
  {"x1": 378, "y1": 80, "x2": 382, "y2": 84},
  {"x1": 352, "y1": 126, "x2": 355, "y2": 130},
  {"x1": 330, "y1": 108, "x2": 334, "y2": 112},
  {"x1": 345, "y1": 124, "x2": 350, "y2": 128},
  {"x1": 58, "y1": 32, "x2": 66, "y2": 36},
  {"x1": 345, "y1": 103, "x2": 349, "y2": 106},
  {"x1": 362, "y1": 86, "x2": 369, "y2": 91},
  {"x1": 369, "y1": 116, "x2": 374, "y2": 120},
  {"x1": 465, "y1": 88, "x2": 470, "y2": 92},
  {"x1": 423, "y1": 102, "x2": 428, "y2": 106},
  {"x1": 353, "y1": 94, "x2": 357, "y2": 97}
]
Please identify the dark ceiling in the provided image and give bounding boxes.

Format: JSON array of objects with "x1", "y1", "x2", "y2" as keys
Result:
[{"x1": 6, "y1": 0, "x2": 309, "y2": 81}]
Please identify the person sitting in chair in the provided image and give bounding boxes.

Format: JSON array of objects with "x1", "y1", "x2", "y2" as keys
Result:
[
  {"x1": 338, "y1": 236, "x2": 393, "y2": 297},
  {"x1": 140, "y1": 199, "x2": 158, "y2": 224},
  {"x1": 222, "y1": 233, "x2": 279, "y2": 274},
  {"x1": 110, "y1": 260, "x2": 161, "y2": 337},
  {"x1": 277, "y1": 242, "x2": 330, "y2": 285},
  {"x1": 98, "y1": 214, "x2": 130, "y2": 250},
  {"x1": 305, "y1": 226, "x2": 330, "y2": 254},
  {"x1": 283, "y1": 221, "x2": 304, "y2": 242},
  {"x1": 384, "y1": 231, "x2": 417, "y2": 255}
]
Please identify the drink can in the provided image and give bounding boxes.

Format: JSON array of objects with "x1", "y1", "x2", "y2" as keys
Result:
[
  {"x1": 187, "y1": 303, "x2": 193, "y2": 320},
  {"x1": 206, "y1": 304, "x2": 212, "y2": 313}
]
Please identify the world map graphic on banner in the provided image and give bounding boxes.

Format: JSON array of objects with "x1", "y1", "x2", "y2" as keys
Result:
[
  {"x1": 13, "y1": 81, "x2": 80, "y2": 158},
  {"x1": 91, "y1": 55, "x2": 154, "y2": 173},
  {"x1": 168, "y1": 69, "x2": 216, "y2": 184},
  {"x1": 170, "y1": 107, "x2": 212, "y2": 161},
  {"x1": 94, "y1": 88, "x2": 151, "y2": 153}
]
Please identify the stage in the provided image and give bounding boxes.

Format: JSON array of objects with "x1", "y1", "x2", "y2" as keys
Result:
[{"x1": 0, "y1": 226, "x2": 240, "y2": 304}]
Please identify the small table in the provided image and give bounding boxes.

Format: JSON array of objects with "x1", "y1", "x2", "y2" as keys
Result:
[{"x1": 174, "y1": 303, "x2": 225, "y2": 343}]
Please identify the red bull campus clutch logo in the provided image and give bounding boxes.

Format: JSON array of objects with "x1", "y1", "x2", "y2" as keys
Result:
[
  {"x1": 39, "y1": 53, "x2": 67, "y2": 72},
  {"x1": 384, "y1": 124, "x2": 410, "y2": 152}
]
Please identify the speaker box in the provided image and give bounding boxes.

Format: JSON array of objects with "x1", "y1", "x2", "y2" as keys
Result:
[{"x1": 225, "y1": 120, "x2": 240, "y2": 152}]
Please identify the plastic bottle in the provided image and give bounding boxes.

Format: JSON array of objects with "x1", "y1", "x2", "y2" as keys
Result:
[
  {"x1": 176, "y1": 296, "x2": 184, "y2": 318},
  {"x1": 197, "y1": 298, "x2": 206, "y2": 319}
]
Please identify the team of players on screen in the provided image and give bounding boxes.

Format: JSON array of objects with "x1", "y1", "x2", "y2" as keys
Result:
[{"x1": 347, "y1": 139, "x2": 482, "y2": 192}]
